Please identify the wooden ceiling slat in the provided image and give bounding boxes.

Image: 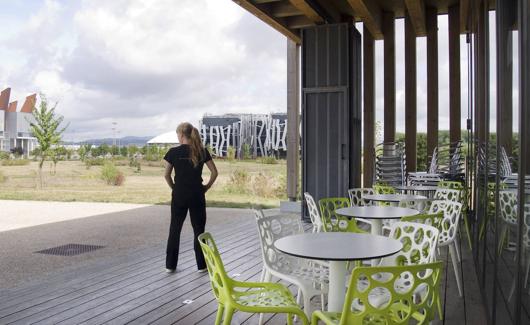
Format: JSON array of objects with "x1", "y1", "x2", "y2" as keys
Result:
[
  {"x1": 271, "y1": 1, "x2": 302, "y2": 17},
  {"x1": 404, "y1": 0, "x2": 426, "y2": 36},
  {"x1": 288, "y1": 0, "x2": 325, "y2": 23},
  {"x1": 346, "y1": 0, "x2": 383, "y2": 39},
  {"x1": 233, "y1": 0, "x2": 301, "y2": 43},
  {"x1": 287, "y1": 15, "x2": 314, "y2": 29}
]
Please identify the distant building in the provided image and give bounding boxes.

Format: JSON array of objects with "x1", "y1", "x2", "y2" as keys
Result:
[
  {"x1": 199, "y1": 113, "x2": 288, "y2": 158},
  {"x1": 0, "y1": 88, "x2": 38, "y2": 156}
]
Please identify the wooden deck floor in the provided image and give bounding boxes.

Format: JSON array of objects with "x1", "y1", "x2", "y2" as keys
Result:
[{"x1": 0, "y1": 211, "x2": 487, "y2": 324}]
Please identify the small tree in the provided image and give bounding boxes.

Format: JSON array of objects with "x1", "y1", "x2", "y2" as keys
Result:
[{"x1": 28, "y1": 94, "x2": 68, "y2": 187}]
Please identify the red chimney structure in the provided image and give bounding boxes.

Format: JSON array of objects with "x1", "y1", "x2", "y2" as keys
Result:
[
  {"x1": 0, "y1": 88, "x2": 10, "y2": 110},
  {"x1": 20, "y1": 94, "x2": 36, "y2": 113}
]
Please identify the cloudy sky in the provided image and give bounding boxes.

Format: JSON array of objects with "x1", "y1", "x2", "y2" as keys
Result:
[{"x1": 0, "y1": 0, "x2": 512, "y2": 141}]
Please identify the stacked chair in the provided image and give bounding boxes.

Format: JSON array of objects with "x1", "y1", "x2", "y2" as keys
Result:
[{"x1": 374, "y1": 142, "x2": 407, "y2": 187}]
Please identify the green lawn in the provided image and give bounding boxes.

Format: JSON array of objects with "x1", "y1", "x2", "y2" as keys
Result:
[{"x1": 0, "y1": 159, "x2": 287, "y2": 208}]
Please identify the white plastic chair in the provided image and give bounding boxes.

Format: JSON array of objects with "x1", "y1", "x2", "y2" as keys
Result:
[
  {"x1": 498, "y1": 190, "x2": 518, "y2": 254},
  {"x1": 434, "y1": 188, "x2": 461, "y2": 203},
  {"x1": 381, "y1": 221, "x2": 440, "y2": 266},
  {"x1": 428, "y1": 200, "x2": 463, "y2": 296},
  {"x1": 255, "y1": 214, "x2": 328, "y2": 319},
  {"x1": 304, "y1": 192, "x2": 324, "y2": 233},
  {"x1": 347, "y1": 188, "x2": 374, "y2": 207},
  {"x1": 507, "y1": 204, "x2": 530, "y2": 300}
]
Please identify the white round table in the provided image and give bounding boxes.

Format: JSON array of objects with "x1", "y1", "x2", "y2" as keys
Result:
[
  {"x1": 335, "y1": 206, "x2": 419, "y2": 236},
  {"x1": 274, "y1": 232, "x2": 402, "y2": 313},
  {"x1": 394, "y1": 185, "x2": 439, "y2": 198},
  {"x1": 362, "y1": 193, "x2": 428, "y2": 204}
]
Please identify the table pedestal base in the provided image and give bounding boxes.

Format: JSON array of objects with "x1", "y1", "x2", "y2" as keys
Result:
[
  {"x1": 370, "y1": 219, "x2": 383, "y2": 266},
  {"x1": 328, "y1": 260, "x2": 348, "y2": 312}
]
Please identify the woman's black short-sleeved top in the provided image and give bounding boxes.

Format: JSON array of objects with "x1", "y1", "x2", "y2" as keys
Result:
[{"x1": 164, "y1": 145, "x2": 212, "y2": 194}]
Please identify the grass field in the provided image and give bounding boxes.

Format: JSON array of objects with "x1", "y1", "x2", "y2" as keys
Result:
[{"x1": 0, "y1": 159, "x2": 288, "y2": 208}]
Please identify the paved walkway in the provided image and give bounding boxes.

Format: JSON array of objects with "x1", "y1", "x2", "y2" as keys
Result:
[{"x1": 0, "y1": 200, "x2": 150, "y2": 232}]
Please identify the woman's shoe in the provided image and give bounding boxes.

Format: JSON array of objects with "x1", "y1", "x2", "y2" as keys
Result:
[
  {"x1": 165, "y1": 268, "x2": 176, "y2": 273},
  {"x1": 197, "y1": 268, "x2": 207, "y2": 273}
]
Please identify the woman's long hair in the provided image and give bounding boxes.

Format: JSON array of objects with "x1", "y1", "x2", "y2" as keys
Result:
[{"x1": 177, "y1": 122, "x2": 204, "y2": 167}]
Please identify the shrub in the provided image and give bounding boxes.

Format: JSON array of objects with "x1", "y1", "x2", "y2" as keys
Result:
[
  {"x1": 0, "y1": 152, "x2": 9, "y2": 160},
  {"x1": 1, "y1": 159, "x2": 30, "y2": 166},
  {"x1": 101, "y1": 162, "x2": 125, "y2": 186},
  {"x1": 85, "y1": 157, "x2": 106, "y2": 168},
  {"x1": 258, "y1": 156, "x2": 278, "y2": 164},
  {"x1": 224, "y1": 169, "x2": 250, "y2": 193},
  {"x1": 129, "y1": 157, "x2": 141, "y2": 173},
  {"x1": 226, "y1": 146, "x2": 236, "y2": 162},
  {"x1": 242, "y1": 143, "x2": 252, "y2": 160}
]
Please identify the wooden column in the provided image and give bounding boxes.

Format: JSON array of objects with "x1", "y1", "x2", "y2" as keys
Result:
[
  {"x1": 286, "y1": 39, "x2": 300, "y2": 201},
  {"x1": 475, "y1": 0, "x2": 487, "y2": 143},
  {"x1": 405, "y1": 12, "x2": 417, "y2": 172},
  {"x1": 497, "y1": 0, "x2": 515, "y2": 156},
  {"x1": 383, "y1": 11, "x2": 395, "y2": 143},
  {"x1": 426, "y1": 7, "x2": 438, "y2": 159},
  {"x1": 449, "y1": 5, "x2": 461, "y2": 144},
  {"x1": 363, "y1": 26, "x2": 375, "y2": 187}
]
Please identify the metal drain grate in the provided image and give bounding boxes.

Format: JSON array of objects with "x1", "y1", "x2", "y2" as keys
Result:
[{"x1": 35, "y1": 244, "x2": 105, "y2": 256}]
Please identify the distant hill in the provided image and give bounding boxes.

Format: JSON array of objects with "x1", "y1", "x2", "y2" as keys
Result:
[{"x1": 65, "y1": 136, "x2": 153, "y2": 146}]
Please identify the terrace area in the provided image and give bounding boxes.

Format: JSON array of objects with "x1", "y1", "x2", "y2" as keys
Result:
[{"x1": 0, "y1": 209, "x2": 485, "y2": 324}]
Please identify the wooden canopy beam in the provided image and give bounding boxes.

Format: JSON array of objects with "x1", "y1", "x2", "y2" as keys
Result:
[
  {"x1": 404, "y1": 0, "x2": 426, "y2": 36},
  {"x1": 346, "y1": 0, "x2": 383, "y2": 39},
  {"x1": 233, "y1": 0, "x2": 302, "y2": 43},
  {"x1": 288, "y1": 0, "x2": 325, "y2": 23},
  {"x1": 460, "y1": 0, "x2": 471, "y2": 33}
]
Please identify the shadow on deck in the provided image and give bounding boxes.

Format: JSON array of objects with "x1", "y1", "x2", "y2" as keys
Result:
[{"x1": 0, "y1": 211, "x2": 486, "y2": 324}]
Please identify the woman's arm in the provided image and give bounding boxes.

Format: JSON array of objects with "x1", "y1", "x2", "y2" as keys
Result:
[
  {"x1": 164, "y1": 161, "x2": 174, "y2": 190},
  {"x1": 203, "y1": 160, "x2": 218, "y2": 192}
]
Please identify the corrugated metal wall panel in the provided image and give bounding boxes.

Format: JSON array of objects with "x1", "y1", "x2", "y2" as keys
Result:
[{"x1": 301, "y1": 23, "x2": 362, "y2": 219}]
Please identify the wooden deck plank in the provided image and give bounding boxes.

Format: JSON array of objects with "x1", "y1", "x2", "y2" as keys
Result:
[
  {"x1": 0, "y1": 227, "x2": 249, "y2": 320},
  {"x1": 0, "y1": 214, "x2": 484, "y2": 325},
  {"x1": 11, "y1": 230, "x2": 257, "y2": 324},
  {"x1": 0, "y1": 219, "x2": 255, "y2": 323},
  {"x1": 77, "y1": 246, "x2": 260, "y2": 324},
  {"x1": 0, "y1": 216, "x2": 248, "y2": 304}
]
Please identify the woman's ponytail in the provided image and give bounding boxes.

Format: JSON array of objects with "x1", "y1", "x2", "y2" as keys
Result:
[{"x1": 177, "y1": 122, "x2": 204, "y2": 167}]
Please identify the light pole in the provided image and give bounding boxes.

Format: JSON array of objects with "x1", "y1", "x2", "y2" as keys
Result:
[{"x1": 112, "y1": 122, "x2": 117, "y2": 148}]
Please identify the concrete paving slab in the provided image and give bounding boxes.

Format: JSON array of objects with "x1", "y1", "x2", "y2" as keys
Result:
[{"x1": 0, "y1": 200, "x2": 150, "y2": 232}]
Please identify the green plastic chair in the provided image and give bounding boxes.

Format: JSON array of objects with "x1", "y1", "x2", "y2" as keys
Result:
[
  {"x1": 373, "y1": 183, "x2": 396, "y2": 207},
  {"x1": 198, "y1": 232, "x2": 309, "y2": 325},
  {"x1": 311, "y1": 262, "x2": 443, "y2": 325},
  {"x1": 318, "y1": 197, "x2": 368, "y2": 233},
  {"x1": 374, "y1": 183, "x2": 396, "y2": 194},
  {"x1": 437, "y1": 181, "x2": 472, "y2": 249}
]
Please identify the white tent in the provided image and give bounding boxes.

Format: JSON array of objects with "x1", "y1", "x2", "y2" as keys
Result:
[{"x1": 147, "y1": 131, "x2": 179, "y2": 145}]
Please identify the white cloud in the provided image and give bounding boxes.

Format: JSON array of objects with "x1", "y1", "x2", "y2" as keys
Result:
[{"x1": 0, "y1": 0, "x2": 287, "y2": 140}]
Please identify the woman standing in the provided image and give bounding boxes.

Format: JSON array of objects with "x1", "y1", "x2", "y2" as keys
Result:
[{"x1": 163, "y1": 122, "x2": 218, "y2": 273}]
